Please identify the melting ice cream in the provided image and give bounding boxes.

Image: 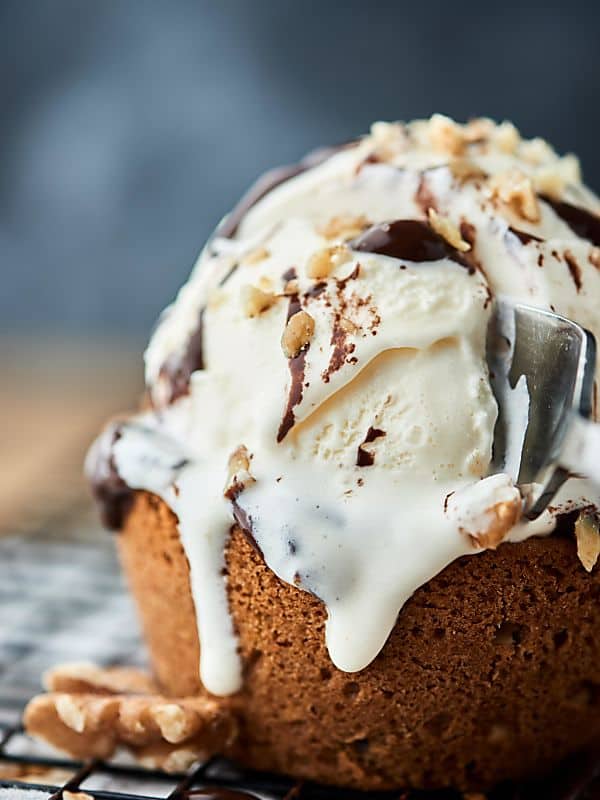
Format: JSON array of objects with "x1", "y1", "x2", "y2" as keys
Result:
[{"x1": 87, "y1": 115, "x2": 600, "y2": 696}]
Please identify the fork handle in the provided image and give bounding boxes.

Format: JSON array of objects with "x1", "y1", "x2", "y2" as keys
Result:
[{"x1": 560, "y1": 414, "x2": 600, "y2": 486}]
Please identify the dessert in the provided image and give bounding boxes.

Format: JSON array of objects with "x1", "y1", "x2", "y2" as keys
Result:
[{"x1": 26, "y1": 116, "x2": 600, "y2": 792}]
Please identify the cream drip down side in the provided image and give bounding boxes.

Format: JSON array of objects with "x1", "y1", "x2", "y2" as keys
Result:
[{"x1": 87, "y1": 115, "x2": 600, "y2": 696}]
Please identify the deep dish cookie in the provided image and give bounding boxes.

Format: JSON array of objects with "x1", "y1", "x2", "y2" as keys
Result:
[{"x1": 30, "y1": 116, "x2": 600, "y2": 792}]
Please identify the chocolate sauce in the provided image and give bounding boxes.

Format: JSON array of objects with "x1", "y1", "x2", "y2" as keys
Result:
[
  {"x1": 350, "y1": 220, "x2": 473, "y2": 272},
  {"x1": 277, "y1": 271, "x2": 309, "y2": 443},
  {"x1": 159, "y1": 309, "x2": 205, "y2": 405},
  {"x1": 356, "y1": 427, "x2": 386, "y2": 467},
  {"x1": 277, "y1": 350, "x2": 307, "y2": 443},
  {"x1": 305, "y1": 280, "x2": 328, "y2": 299},
  {"x1": 320, "y1": 266, "x2": 364, "y2": 384},
  {"x1": 459, "y1": 221, "x2": 476, "y2": 248},
  {"x1": 216, "y1": 143, "x2": 355, "y2": 239},
  {"x1": 508, "y1": 227, "x2": 544, "y2": 245},
  {"x1": 336, "y1": 263, "x2": 361, "y2": 289},
  {"x1": 356, "y1": 152, "x2": 382, "y2": 172},
  {"x1": 324, "y1": 316, "x2": 356, "y2": 384},
  {"x1": 540, "y1": 195, "x2": 600, "y2": 247},
  {"x1": 87, "y1": 422, "x2": 134, "y2": 530},
  {"x1": 231, "y1": 499, "x2": 263, "y2": 558},
  {"x1": 282, "y1": 266, "x2": 298, "y2": 284},
  {"x1": 565, "y1": 250, "x2": 583, "y2": 292}
]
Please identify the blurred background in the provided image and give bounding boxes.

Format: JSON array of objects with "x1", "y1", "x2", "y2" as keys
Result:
[{"x1": 1, "y1": 0, "x2": 599, "y2": 529}]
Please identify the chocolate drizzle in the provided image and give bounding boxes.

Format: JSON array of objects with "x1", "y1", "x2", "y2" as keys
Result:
[
  {"x1": 159, "y1": 309, "x2": 205, "y2": 405},
  {"x1": 356, "y1": 427, "x2": 386, "y2": 467},
  {"x1": 305, "y1": 280, "x2": 328, "y2": 299},
  {"x1": 356, "y1": 152, "x2": 382, "y2": 172},
  {"x1": 87, "y1": 420, "x2": 191, "y2": 531},
  {"x1": 87, "y1": 422, "x2": 134, "y2": 530},
  {"x1": 282, "y1": 266, "x2": 298, "y2": 283},
  {"x1": 277, "y1": 352, "x2": 307, "y2": 443},
  {"x1": 508, "y1": 227, "x2": 544, "y2": 245},
  {"x1": 216, "y1": 143, "x2": 356, "y2": 239},
  {"x1": 460, "y1": 221, "x2": 477, "y2": 249},
  {"x1": 565, "y1": 250, "x2": 583, "y2": 292},
  {"x1": 320, "y1": 266, "x2": 369, "y2": 384},
  {"x1": 540, "y1": 195, "x2": 600, "y2": 247},
  {"x1": 231, "y1": 499, "x2": 264, "y2": 558},
  {"x1": 350, "y1": 220, "x2": 474, "y2": 272},
  {"x1": 277, "y1": 270, "x2": 309, "y2": 443},
  {"x1": 326, "y1": 317, "x2": 357, "y2": 383}
]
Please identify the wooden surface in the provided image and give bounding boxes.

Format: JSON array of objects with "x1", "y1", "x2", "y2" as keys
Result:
[{"x1": 0, "y1": 336, "x2": 143, "y2": 535}]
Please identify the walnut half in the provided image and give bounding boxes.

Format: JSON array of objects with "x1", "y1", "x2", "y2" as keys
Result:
[{"x1": 24, "y1": 663, "x2": 239, "y2": 772}]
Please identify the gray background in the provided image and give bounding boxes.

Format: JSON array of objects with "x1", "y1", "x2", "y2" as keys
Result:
[{"x1": 1, "y1": 0, "x2": 599, "y2": 337}]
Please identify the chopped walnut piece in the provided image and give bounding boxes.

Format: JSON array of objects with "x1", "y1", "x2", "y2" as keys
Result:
[
  {"x1": 560, "y1": 153, "x2": 582, "y2": 184},
  {"x1": 24, "y1": 664, "x2": 239, "y2": 771},
  {"x1": 281, "y1": 310, "x2": 315, "y2": 358},
  {"x1": 207, "y1": 286, "x2": 227, "y2": 310},
  {"x1": 427, "y1": 114, "x2": 465, "y2": 155},
  {"x1": 428, "y1": 209, "x2": 471, "y2": 252},
  {"x1": 339, "y1": 316, "x2": 359, "y2": 334},
  {"x1": 493, "y1": 121, "x2": 521, "y2": 153},
  {"x1": 533, "y1": 154, "x2": 582, "y2": 199},
  {"x1": 241, "y1": 285, "x2": 276, "y2": 318},
  {"x1": 258, "y1": 275, "x2": 274, "y2": 292},
  {"x1": 463, "y1": 117, "x2": 495, "y2": 143},
  {"x1": 228, "y1": 445, "x2": 251, "y2": 476},
  {"x1": 370, "y1": 121, "x2": 409, "y2": 160},
  {"x1": 488, "y1": 170, "x2": 540, "y2": 222},
  {"x1": 0, "y1": 764, "x2": 74, "y2": 786},
  {"x1": 224, "y1": 444, "x2": 255, "y2": 498},
  {"x1": 575, "y1": 511, "x2": 600, "y2": 572},
  {"x1": 318, "y1": 214, "x2": 370, "y2": 240},
  {"x1": 136, "y1": 742, "x2": 200, "y2": 773},
  {"x1": 470, "y1": 498, "x2": 522, "y2": 549},
  {"x1": 534, "y1": 167, "x2": 567, "y2": 200},
  {"x1": 55, "y1": 695, "x2": 88, "y2": 733},
  {"x1": 242, "y1": 246, "x2": 270, "y2": 265},
  {"x1": 151, "y1": 702, "x2": 203, "y2": 744},
  {"x1": 64, "y1": 792, "x2": 94, "y2": 800},
  {"x1": 520, "y1": 137, "x2": 556, "y2": 165},
  {"x1": 449, "y1": 158, "x2": 486, "y2": 182},
  {"x1": 45, "y1": 662, "x2": 158, "y2": 695},
  {"x1": 306, "y1": 245, "x2": 351, "y2": 279}
]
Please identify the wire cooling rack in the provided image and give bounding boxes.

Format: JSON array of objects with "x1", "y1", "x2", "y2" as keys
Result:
[
  {"x1": 0, "y1": 722, "x2": 408, "y2": 800},
  {"x1": 1, "y1": 721, "x2": 600, "y2": 800},
  {"x1": 2, "y1": 519, "x2": 600, "y2": 799}
]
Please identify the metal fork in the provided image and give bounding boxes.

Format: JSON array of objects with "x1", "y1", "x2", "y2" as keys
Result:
[{"x1": 487, "y1": 300, "x2": 599, "y2": 519}]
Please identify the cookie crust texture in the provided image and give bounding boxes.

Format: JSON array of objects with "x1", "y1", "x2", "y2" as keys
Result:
[{"x1": 118, "y1": 492, "x2": 600, "y2": 791}]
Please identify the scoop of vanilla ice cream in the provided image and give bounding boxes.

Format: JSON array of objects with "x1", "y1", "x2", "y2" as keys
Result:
[{"x1": 95, "y1": 115, "x2": 600, "y2": 695}]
